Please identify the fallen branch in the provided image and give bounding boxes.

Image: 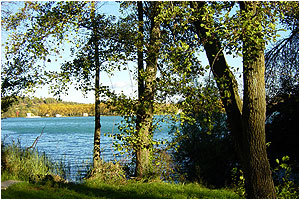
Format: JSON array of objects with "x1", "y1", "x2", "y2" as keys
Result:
[{"x1": 26, "y1": 126, "x2": 45, "y2": 151}]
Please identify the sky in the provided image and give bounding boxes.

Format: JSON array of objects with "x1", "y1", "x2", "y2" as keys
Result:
[
  {"x1": 2, "y1": 1, "x2": 136, "y2": 104},
  {"x1": 1, "y1": 1, "x2": 288, "y2": 104},
  {"x1": 34, "y1": 1, "x2": 135, "y2": 104}
]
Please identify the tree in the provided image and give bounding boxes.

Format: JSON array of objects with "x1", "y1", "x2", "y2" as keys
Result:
[
  {"x1": 239, "y1": 2, "x2": 276, "y2": 197},
  {"x1": 111, "y1": 1, "x2": 162, "y2": 178},
  {"x1": 167, "y1": 1, "x2": 292, "y2": 198},
  {"x1": 1, "y1": 2, "x2": 40, "y2": 100},
  {"x1": 1, "y1": 2, "x2": 43, "y2": 112},
  {"x1": 106, "y1": 1, "x2": 178, "y2": 178},
  {"x1": 134, "y1": 1, "x2": 161, "y2": 178},
  {"x1": 135, "y1": 1, "x2": 148, "y2": 177},
  {"x1": 43, "y1": 2, "x2": 124, "y2": 167},
  {"x1": 162, "y1": 2, "x2": 298, "y2": 196},
  {"x1": 91, "y1": 2, "x2": 101, "y2": 167},
  {"x1": 1, "y1": 1, "x2": 121, "y2": 168},
  {"x1": 2, "y1": 1, "x2": 83, "y2": 96}
]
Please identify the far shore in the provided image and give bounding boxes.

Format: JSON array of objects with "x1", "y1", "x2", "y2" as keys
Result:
[{"x1": 2, "y1": 114, "x2": 174, "y2": 119}]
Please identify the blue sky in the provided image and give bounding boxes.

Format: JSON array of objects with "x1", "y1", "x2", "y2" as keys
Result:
[
  {"x1": 2, "y1": 1, "x2": 288, "y2": 103},
  {"x1": 2, "y1": 1, "x2": 135, "y2": 103}
]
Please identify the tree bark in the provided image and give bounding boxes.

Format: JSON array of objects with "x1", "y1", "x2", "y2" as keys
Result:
[
  {"x1": 239, "y1": 2, "x2": 276, "y2": 198},
  {"x1": 191, "y1": 1, "x2": 276, "y2": 198},
  {"x1": 135, "y1": 0, "x2": 147, "y2": 177},
  {"x1": 241, "y1": 50, "x2": 276, "y2": 198},
  {"x1": 137, "y1": 1, "x2": 145, "y2": 97},
  {"x1": 135, "y1": 1, "x2": 160, "y2": 178},
  {"x1": 191, "y1": 1, "x2": 244, "y2": 164},
  {"x1": 93, "y1": 42, "x2": 101, "y2": 168},
  {"x1": 91, "y1": 1, "x2": 101, "y2": 168}
]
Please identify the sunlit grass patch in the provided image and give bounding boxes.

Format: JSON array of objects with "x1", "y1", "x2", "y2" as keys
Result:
[{"x1": 83, "y1": 181, "x2": 240, "y2": 199}]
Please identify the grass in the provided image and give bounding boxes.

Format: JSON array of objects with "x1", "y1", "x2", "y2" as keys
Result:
[
  {"x1": 1, "y1": 181, "x2": 240, "y2": 199},
  {"x1": 1, "y1": 141, "x2": 49, "y2": 181},
  {"x1": 1, "y1": 141, "x2": 240, "y2": 199},
  {"x1": 1, "y1": 140, "x2": 69, "y2": 182}
]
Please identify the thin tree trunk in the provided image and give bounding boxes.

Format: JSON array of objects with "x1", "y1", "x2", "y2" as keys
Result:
[
  {"x1": 93, "y1": 44, "x2": 101, "y2": 168},
  {"x1": 91, "y1": 1, "x2": 101, "y2": 168}
]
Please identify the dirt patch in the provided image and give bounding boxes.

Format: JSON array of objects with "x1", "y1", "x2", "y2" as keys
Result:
[{"x1": 1, "y1": 180, "x2": 23, "y2": 190}]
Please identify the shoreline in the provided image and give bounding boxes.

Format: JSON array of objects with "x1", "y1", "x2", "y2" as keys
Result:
[
  {"x1": 1, "y1": 114, "x2": 120, "y2": 119},
  {"x1": 2, "y1": 114, "x2": 174, "y2": 119}
]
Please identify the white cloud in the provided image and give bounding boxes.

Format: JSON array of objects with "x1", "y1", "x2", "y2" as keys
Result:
[{"x1": 112, "y1": 81, "x2": 130, "y2": 89}]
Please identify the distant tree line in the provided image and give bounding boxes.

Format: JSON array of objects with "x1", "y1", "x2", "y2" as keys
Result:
[{"x1": 1, "y1": 96, "x2": 178, "y2": 118}]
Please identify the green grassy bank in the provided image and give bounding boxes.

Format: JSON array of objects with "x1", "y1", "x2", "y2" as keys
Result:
[
  {"x1": 1, "y1": 141, "x2": 239, "y2": 199},
  {"x1": 2, "y1": 180, "x2": 239, "y2": 199}
]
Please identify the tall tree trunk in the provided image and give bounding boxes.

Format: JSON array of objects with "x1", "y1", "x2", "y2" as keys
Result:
[
  {"x1": 191, "y1": 0, "x2": 244, "y2": 166},
  {"x1": 137, "y1": 1, "x2": 144, "y2": 97},
  {"x1": 135, "y1": 1, "x2": 146, "y2": 177},
  {"x1": 239, "y1": 2, "x2": 276, "y2": 198},
  {"x1": 91, "y1": 1, "x2": 101, "y2": 168},
  {"x1": 135, "y1": 1, "x2": 160, "y2": 178},
  {"x1": 242, "y1": 50, "x2": 276, "y2": 198},
  {"x1": 191, "y1": 1, "x2": 276, "y2": 198}
]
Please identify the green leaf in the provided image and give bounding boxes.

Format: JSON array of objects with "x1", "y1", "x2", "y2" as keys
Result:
[{"x1": 282, "y1": 156, "x2": 289, "y2": 162}]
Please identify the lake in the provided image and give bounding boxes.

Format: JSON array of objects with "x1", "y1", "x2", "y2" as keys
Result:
[{"x1": 1, "y1": 116, "x2": 174, "y2": 181}]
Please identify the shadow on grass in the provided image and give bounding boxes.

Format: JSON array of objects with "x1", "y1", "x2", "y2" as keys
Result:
[
  {"x1": 69, "y1": 183, "x2": 163, "y2": 199},
  {"x1": 1, "y1": 181, "x2": 239, "y2": 199},
  {"x1": 2, "y1": 182, "x2": 162, "y2": 199}
]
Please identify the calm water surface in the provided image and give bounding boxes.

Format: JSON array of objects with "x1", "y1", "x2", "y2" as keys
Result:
[{"x1": 1, "y1": 116, "x2": 173, "y2": 181}]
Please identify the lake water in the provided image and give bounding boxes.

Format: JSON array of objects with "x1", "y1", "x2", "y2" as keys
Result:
[{"x1": 1, "y1": 116, "x2": 174, "y2": 181}]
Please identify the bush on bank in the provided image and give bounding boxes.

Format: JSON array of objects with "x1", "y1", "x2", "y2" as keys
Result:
[{"x1": 1, "y1": 140, "x2": 68, "y2": 183}]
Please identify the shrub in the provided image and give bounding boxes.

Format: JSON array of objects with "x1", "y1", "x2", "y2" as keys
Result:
[
  {"x1": 172, "y1": 111, "x2": 238, "y2": 187},
  {"x1": 266, "y1": 94, "x2": 299, "y2": 174},
  {"x1": 1, "y1": 140, "x2": 67, "y2": 183},
  {"x1": 273, "y1": 156, "x2": 299, "y2": 199},
  {"x1": 231, "y1": 156, "x2": 299, "y2": 199},
  {"x1": 152, "y1": 148, "x2": 178, "y2": 182},
  {"x1": 231, "y1": 167, "x2": 245, "y2": 198},
  {"x1": 85, "y1": 161, "x2": 127, "y2": 185}
]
